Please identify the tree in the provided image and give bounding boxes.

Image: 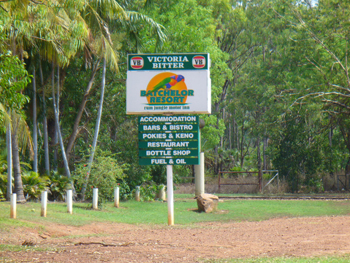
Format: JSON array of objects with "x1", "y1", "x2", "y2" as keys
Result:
[{"x1": 0, "y1": 52, "x2": 31, "y2": 201}]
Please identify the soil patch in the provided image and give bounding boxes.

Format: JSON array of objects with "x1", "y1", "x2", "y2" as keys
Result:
[{"x1": 1, "y1": 216, "x2": 350, "y2": 262}]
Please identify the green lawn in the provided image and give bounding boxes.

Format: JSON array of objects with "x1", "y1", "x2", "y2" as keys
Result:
[{"x1": 1, "y1": 195, "x2": 350, "y2": 228}]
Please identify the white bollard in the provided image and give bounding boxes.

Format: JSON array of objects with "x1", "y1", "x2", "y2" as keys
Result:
[
  {"x1": 92, "y1": 188, "x2": 98, "y2": 209},
  {"x1": 41, "y1": 191, "x2": 48, "y2": 217},
  {"x1": 10, "y1": 193, "x2": 16, "y2": 219},
  {"x1": 114, "y1": 187, "x2": 120, "y2": 208},
  {"x1": 67, "y1": 189, "x2": 73, "y2": 214},
  {"x1": 157, "y1": 184, "x2": 166, "y2": 201},
  {"x1": 195, "y1": 152, "x2": 205, "y2": 197},
  {"x1": 135, "y1": 186, "x2": 140, "y2": 201}
]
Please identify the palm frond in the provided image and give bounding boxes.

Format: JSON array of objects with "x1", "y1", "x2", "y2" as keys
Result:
[
  {"x1": 89, "y1": 0, "x2": 127, "y2": 20},
  {"x1": 10, "y1": 110, "x2": 34, "y2": 158},
  {"x1": 97, "y1": 35, "x2": 119, "y2": 72},
  {"x1": 0, "y1": 104, "x2": 12, "y2": 128},
  {"x1": 125, "y1": 11, "x2": 167, "y2": 45}
]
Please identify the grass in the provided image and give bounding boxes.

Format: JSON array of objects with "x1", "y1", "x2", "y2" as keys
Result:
[
  {"x1": 1, "y1": 195, "x2": 350, "y2": 228},
  {"x1": 0, "y1": 244, "x2": 55, "y2": 253}
]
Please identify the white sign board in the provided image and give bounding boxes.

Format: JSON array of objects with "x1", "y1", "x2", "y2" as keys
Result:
[{"x1": 126, "y1": 53, "x2": 211, "y2": 115}]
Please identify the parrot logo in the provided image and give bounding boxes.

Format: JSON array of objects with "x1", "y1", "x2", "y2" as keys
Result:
[{"x1": 145, "y1": 75, "x2": 185, "y2": 96}]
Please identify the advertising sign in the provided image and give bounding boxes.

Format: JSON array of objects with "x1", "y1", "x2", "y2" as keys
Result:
[
  {"x1": 127, "y1": 53, "x2": 211, "y2": 115},
  {"x1": 138, "y1": 115, "x2": 200, "y2": 165}
]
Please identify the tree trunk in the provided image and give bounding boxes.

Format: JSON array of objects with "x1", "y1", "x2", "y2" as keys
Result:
[
  {"x1": 229, "y1": 122, "x2": 232, "y2": 150},
  {"x1": 6, "y1": 122, "x2": 12, "y2": 201},
  {"x1": 33, "y1": 66, "x2": 38, "y2": 173},
  {"x1": 11, "y1": 126, "x2": 26, "y2": 202},
  {"x1": 257, "y1": 136, "x2": 261, "y2": 170},
  {"x1": 52, "y1": 63, "x2": 71, "y2": 178},
  {"x1": 240, "y1": 122, "x2": 244, "y2": 168},
  {"x1": 263, "y1": 136, "x2": 268, "y2": 170},
  {"x1": 52, "y1": 64, "x2": 58, "y2": 171},
  {"x1": 39, "y1": 59, "x2": 50, "y2": 174},
  {"x1": 65, "y1": 60, "x2": 100, "y2": 164},
  {"x1": 81, "y1": 58, "x2": 106, "y2": 200}
]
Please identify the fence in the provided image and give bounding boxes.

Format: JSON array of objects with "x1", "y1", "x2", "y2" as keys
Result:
[{"x1": 218, "y1": 170, "x2": 279, "y2": 193}]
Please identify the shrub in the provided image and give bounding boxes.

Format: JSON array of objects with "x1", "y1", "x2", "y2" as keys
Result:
[
  {"x1": 0, "y1": 173, "x2": 7, "y2": 201},
  {"x1": 74, "y1": 148, "x2": 127, "y2": 201},
  {"x1": 47, "y1": 171, "x2": 72, "y2": 201},
  {"x1": 22, "y1": 171, "x2": 49, "y2": 200}
]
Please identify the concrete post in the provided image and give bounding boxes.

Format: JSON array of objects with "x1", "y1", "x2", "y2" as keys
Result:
[
  {"x1": 114, "y1": 187, "x2": 120, "y2": 208},
  {"x1": 41, "y1": 191, "x2": 47, "y2": 217},
  {"x1": 157, "y1": 184, "x2": 166, "y2": 201},
  {"x1": 10, "y1": 193, "x2": 16, "y2": 219},
  {"x1": 67, "y1": 189, "x2": 73, "y2": 214},
  {"x1": 135, "y1": 186, "x2": 140, "y2": 201},
  {"x1": 92, "y1": 188, "x2": 98, "y2": 209},
  {"x1": 195, "y1": 152, "x2": 205, "y2": 197}
]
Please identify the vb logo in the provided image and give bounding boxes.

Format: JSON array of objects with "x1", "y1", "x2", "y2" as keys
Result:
[
  {"x1": 130, "y1": 56, "x2": 144, "y2": 69},
  {"x1": 192, "y1": 56, "x2": 206, "y2": 69}
]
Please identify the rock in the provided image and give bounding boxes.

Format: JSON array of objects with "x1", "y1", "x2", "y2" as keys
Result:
[{"x1": 196, "y1": 194, "x2": 219, "y2": 213}]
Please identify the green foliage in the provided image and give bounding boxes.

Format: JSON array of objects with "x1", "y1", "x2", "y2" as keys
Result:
[
  {"x1": 0, "y1": 52, "x2": 30, "y2": 111},
  {"x1": 139, "y1": 183, "x2": 158, "y2": 202},
  {"x1": 201, "y1": 115, "x2": 225, "y2": 151},
  {"x1": 47, "y1": 171, "x2": 72, "y2": 201},
  {"x1": 22, "y1": 172, "x2": 49, "y2": 200},
  {"x1": 0, "y1": 52, "x2": 30, "y2": 133},
  {"x1": 0, "y1": 149, "x2": 8, "y2": 200},
  {"x1": 0, "y1": 174, "x2": 7, "y2": 201},
  {"x1": 272, "y1": 111, "x2": 324, "y2": 193},
  {"x1": 149, "y1": 165, "x2": 166, "y2": 185},
  {"x1": 118, "y1": 181, "x2": 131, "y2": 200},
  {"x1": 74, "y1": 148, "x2": 127, "y2": 201},
  {"x1": 4, "y1": 0, "x2": 350, "y2": 195}
]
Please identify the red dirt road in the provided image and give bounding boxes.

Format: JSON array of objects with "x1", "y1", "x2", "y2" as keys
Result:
[{"x1": 1, "y1": 216, "x2": 350, "y2": 262}]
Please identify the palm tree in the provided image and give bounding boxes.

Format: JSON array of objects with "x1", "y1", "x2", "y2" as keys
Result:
[
  {"x1": 0, "y1": 50, "x2": 31, "y2": 202},
  {"x1": 79, "y1": 0, "x2": 166, "y2": 200},
  {"x1": 10, "y1": 110, "x2": 33, "y2": 202},
  {"x1": 1, "y1": 0, "x2": 88, "y2": 199}
]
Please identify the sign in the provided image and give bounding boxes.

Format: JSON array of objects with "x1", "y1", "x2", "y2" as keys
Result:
[
  {"x1": 138, "y1": 115, "x2": 200, "y2": 165},
  {"x1": 127, "y1": 53, "x2": 211, "y2": 115}
]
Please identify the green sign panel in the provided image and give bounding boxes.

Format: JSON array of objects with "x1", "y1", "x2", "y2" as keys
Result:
[
  {"x1": 139, "y1": 149, "x2": 198, "y2": 157},
  {"x1": 138, "y1": 115, "x2": 200, "y2": 165},
  {"x1": 138, "y1": 141, "x2": 199, "y2": 149},
  {"x1": 139, "y1": 123, "x2": 198, "y2": 132},
  {"x1": 138, "y1": 131, "x2": 199, "y2": 140},
  {"x1": 139, "y1": 158, "x2": 199, "y2": 165},
  {"x1": 128, "y1": 53, "x2": 209, "y2": 71}
]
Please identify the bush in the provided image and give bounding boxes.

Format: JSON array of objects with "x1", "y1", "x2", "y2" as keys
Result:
[
  {"x1": 0, "y1": 173, "x2": 7, "y2": 201},
  {"x1": 47, "y1": 171, "x2": 72, "y2": 201},
  {"x1": 22, "y1": 171, "x2": 49, "y2": 200},
  {"x1": 74, "y1": 148, "x2": 127, "y2": 201}
]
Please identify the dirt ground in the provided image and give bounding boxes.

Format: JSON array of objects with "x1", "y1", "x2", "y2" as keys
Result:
[{"x1": 1, "y1": 215, "x2": 350, "y2": 262}]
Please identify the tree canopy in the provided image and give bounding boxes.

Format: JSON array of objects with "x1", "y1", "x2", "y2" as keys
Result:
[{"x1": 2, "y1": 0, "x2": 350, "y2": 198}]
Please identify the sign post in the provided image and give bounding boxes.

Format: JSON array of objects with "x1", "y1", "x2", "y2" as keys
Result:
[
  {"x1": 138, "y1": 116, "x2": 199, "y2": 226},
  {"x1": 166, "y1": 165, "x2": 174, "y2": 225},
  {"x1": 126, "y1": 53, "x2": 211, "y2": 226}
]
